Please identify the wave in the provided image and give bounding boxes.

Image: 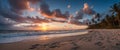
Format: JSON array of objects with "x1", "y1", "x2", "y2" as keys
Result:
[{"x1": 0, "y1": 30, "x2": 88, "y2": 43}]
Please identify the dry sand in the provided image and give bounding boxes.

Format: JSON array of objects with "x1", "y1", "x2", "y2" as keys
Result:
[{"x1": 0, "y1": 29, "x2": 120, "y2": 50}]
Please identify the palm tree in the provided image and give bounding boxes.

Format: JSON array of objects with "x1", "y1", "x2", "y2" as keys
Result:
[
  {"x1": 88, "y1": 2, "x2": 120, "y2": 29},
  {"x1": 110, "y1": 2, "x2": 120, "y2": 27},
  {"x1": 110, "y1": 2, "x2": 120, "y2": 15},
  {"x1": 96, "y1": 13, "x2": 101, "y2": 21},
  {"x1": 105, "y1": 15, "x2": 110, "y2": 25},
  {"x1": 91, "y1": 18, "x2": 95, "y2": 24}
]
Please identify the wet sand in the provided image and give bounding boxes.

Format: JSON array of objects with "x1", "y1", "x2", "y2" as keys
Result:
[{"x1": 0, "y1": 29, "x2": 120, "y2": 50}]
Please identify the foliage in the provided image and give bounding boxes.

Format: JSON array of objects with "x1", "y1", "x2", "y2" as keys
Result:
[{"x1": 88, "y1": 2, "x2": 120, "y2": 29}]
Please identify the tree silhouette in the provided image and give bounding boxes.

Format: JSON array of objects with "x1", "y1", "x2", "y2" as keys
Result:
[
  {"x1": 110, "y1": 2, "x2": 120, "y2": 26},
  {"x1": 88, "y1": 2, "x2": 120, "y2": 29}
]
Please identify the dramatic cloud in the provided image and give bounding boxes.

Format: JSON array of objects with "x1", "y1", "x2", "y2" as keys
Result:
[
  {"x1": 0, "y1": 0, "x2": 98, "y2": 30},
  {"x1": 8, "y1": 0, "x2": 42, "y2": 13},
  {"x1": 52, "y1": 9, "x2": 69, "y2": 19},
  {"x1": 9, "y1": 0, "x2": 29, "y2": 10},
  {"x1": 0, "y1": 0, "x2": 26, "y2": 22},
  {"x1": 74, "y1": 3, "x2": 96, "y2": 20},
  {"x1": 40, "y1": 2, "x2": 53, "y2": 18},
  {"x1": 83, "y1": 19, "x2": 90, "y2": 24},
  {"x1": 0, "y1": 15, "x2": 17, "y2": 30},
  {"x1": 69, "y1": 19, "x2": 82, "y2": 25},
  {"x1": 40, "y1": 2, "x2": 97, "y2": 25},
  {"x1": 26, "y1": 16, "x2": 49, "y2": 23},
  {"x1": 75, "y1": 10, "x2": 84, "y2": 19},
  {"x1": 69, "y1": 3, "x2": 97, "y2": 25},
  {"x1": 0, "y1": 9, "x2": 26, "y2": 22},
  {"x1": 0, "y1": 0, "x2": 49, "y2": 29},
  {"x1": 0, "y1": 16, "x2": 12, "y2": 25},
  {"x1": 8, "y1": 0, "x2": 29, "y2": 14},
  {"x1": 67, "y1": 15, "x2": 81, "y2": 25},
  {"x1": 83, "y1": 3, "x2": 96, "y2": 15},
  {"x1": 40, "y1": 2, "x2": 70, "y2": 19},
  {"x1": 29, "y1": 0, "x2": 42, "y2": 4}
]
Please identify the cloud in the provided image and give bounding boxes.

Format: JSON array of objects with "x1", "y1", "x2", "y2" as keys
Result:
[
  {"x1": 0, "y1": 0, "x2": 98, "y2": 30},
  {"x1": 0, "y1": 9, "x2": 26, "y2": 22},
  {"x1": 40, "y1": 2, "x2": 53, "y2": 18},
  {"x1": 75, "y1": 10, "x2": 84, "y2": 19},
  {"x1": 40, "y1": 2, "x2": 97, "y2": 25},
  {"x1": 8, "y1": 0, "x2": 42, "y2": 13},
  {"x1": 74, "y1": 3, "x2": 96, "y2": 20},
  {"x1": 67, "y1": 15, "x2": 79, "y2": 25},
  {"x1": 0, "y1": 16, "x2": 13, "y2": 25},
  {"x1": 26, "y1": 16, "x2": 50, "y2": 23},
  {"x1": 52, "y1": 9, "x2": 69, "y2": 19},
  {"x1": 69, "y1": 19, "x2": 82, "y2": 25},
  {"x1": 0, "y1": 0, "x2": 48, "y2": 22},
  {"x1": 28, "y1": 0, "x2": 42, "y2": 4},
  {"x1": 83, "y1": 3, "x2": 96, "y2": 15},
  {"x1": 8, "y1": 0, "x2": 29, "y2": 14},
  {"x1": 9, "y1": 0, "x2": 29, "y2": 10},
  {"x1": 67, "y1": 5, "x2": 71, "y2": 9},
  {"x1": 0, "y1": 15, "x2": 17, "y2": 30},
  {"x1": 40, "y1": 2, "x2": 70, "y2": 20},
  {"x1": 9, "y1": 0, "x2": 41, "y2": 9},
  {"x1": 0, "y1": 1, "x2": 26, "y2": 23},
  {"x1": 69, "y1": 3, "x2": 97, "y2": 25},
  {"x1": 0, "y1": 0, "x2": 49, "y2": 28}
]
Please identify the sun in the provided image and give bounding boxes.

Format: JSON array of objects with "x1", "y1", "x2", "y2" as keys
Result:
[{"x1": 41, "y1": 23, "x2": 47, "y2": 31}]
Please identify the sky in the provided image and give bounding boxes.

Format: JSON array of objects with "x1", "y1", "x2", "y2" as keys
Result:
[{"x1": 0, "y1": 0, "x2": 119, "y2": 30}]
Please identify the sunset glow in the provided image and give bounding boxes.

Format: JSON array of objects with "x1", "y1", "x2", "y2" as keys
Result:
[
  {"x1": 41, "y1": 23, "x2": 47, "y2": 31},
  {"x1": 1, "y1": 0, "x2": 120, "y2": 50},
  {"x1": 13, "y1": 22, "x2": 88, "y2": 30},
  {"x1": 0, "y1": 0, "x2": 119, "y2": 30}
]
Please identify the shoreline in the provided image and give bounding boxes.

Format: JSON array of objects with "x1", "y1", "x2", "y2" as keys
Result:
[
  {"x1": 0, "y1": 30, "x2": 88, "y2": 44},
  {"x1": 0, "y1": 29, "x2": 120, "y2": 50}
]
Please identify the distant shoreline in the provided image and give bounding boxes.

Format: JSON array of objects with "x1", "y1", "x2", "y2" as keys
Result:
[{"x1": 0, "y1": 29, "x2": 87, "y2": 33}]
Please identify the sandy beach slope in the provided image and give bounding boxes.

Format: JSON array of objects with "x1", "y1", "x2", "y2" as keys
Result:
[{"x1": 0, "y1": 29, "x2": 120, "y2": 50}]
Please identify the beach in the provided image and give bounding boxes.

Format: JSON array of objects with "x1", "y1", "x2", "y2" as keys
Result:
[{"x1": 0, "y1": 29, "x2": 120, "y2": 50}]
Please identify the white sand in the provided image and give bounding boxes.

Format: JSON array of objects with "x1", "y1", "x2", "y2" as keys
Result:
[{"x1": 0, "y1": 29, "x2": 120, "y2": 50}]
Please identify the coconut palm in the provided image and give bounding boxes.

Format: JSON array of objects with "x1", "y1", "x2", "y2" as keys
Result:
[{"x1": 110, "y1": 2, "x2": 120, "y2": 26}]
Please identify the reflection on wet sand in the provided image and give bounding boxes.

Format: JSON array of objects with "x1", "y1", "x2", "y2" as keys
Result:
[
  {"x1": 0, "y1": 30, "x2": 88, "y2": 43},
  {"x1": 39, "y1": 31, "x2": 88, "y2": 40}
]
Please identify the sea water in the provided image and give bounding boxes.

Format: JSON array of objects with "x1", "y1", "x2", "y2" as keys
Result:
[{"x1": 0, "y1": 30, "x2": 88, "y2": 43}]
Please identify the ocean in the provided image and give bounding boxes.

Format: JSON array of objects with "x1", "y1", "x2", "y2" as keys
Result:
[{"x1": 0, "y1": 30, "x2": 88, "y2": 43}]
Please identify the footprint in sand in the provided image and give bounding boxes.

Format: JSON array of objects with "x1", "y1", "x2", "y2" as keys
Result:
[
  {"x1": 29, "y1": 44, "x2": 40, "y2": 49},
  {"x1": 48, "y1": 42, "x2": 60, "y2": 48},
  {"x1": 116, "y1": 43, "x2": 120, "y2": 48},
  {"x1": 71, "y1": 42, "x2": 79, "y2": 50}
]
